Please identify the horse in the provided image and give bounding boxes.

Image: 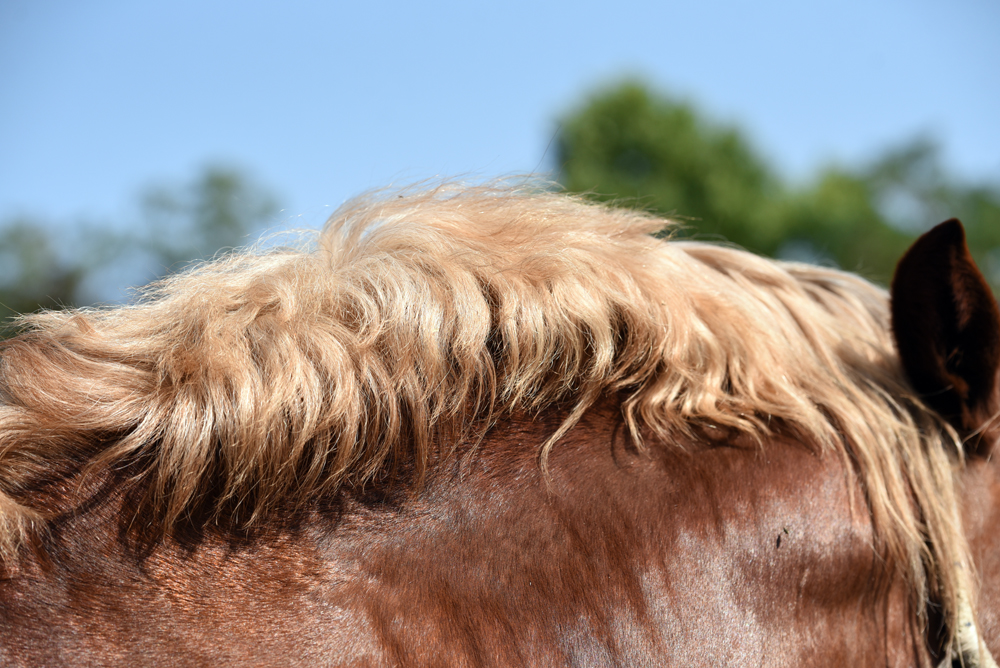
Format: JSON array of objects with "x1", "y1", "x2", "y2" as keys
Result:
[{"x1": 0, "y1": 184, "x2": 997, "y2": 666}]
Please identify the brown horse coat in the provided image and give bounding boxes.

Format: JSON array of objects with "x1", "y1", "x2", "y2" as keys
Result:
[{"x1": 0, "y1": 186, "x2": 998, "y2": 666}]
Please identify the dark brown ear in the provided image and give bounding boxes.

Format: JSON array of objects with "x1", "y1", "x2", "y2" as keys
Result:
[{"x1": 891, "y1": 219, "x2": 1000, "y2": 448}]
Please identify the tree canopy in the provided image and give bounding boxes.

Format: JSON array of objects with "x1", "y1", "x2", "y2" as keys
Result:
[
  {"x1": 3, "y1": 86, "x2": 999, "y2": 338},
  {"x1": 557, "y1": 82, "x2": 1000, "y2": 290},
  {"x1": 0, "y1": 166, "x2": 277, "y2": 338}
]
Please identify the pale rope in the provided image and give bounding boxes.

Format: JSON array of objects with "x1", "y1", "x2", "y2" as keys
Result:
[
  {"x1": 944, "y1": 476, "x2": 995, "y2": 668},
  {"x1": 949, "y1": 576, "x2": 998, "y2": 667}
]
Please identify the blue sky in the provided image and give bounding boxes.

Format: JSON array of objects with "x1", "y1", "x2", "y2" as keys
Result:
[{"x1": 2, "y1": 0, "x2": 998, "y2": 236}]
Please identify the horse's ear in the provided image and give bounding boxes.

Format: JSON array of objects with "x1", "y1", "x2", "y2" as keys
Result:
[{"x1": 891, "y1": 219, "x2": 1000, "y2": 449}]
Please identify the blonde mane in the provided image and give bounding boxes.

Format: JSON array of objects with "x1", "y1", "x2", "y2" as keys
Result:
[{"x1": 0, "y1": 183, "x2": 968, "y2": 631}]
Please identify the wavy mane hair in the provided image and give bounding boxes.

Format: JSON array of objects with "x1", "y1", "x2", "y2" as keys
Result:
[{"x1": 0, "y1": 183, "x2": 970, "y2": 632}]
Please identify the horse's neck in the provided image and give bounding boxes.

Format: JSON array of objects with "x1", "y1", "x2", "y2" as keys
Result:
[
  {"x1": 1, "y1": 405, "x2": 936, "y2": 666},
  {"x1": 959, "y1": 453, "x2": 1000, "y2": 657}
]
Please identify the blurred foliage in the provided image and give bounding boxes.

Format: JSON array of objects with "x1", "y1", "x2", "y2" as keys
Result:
[
  {"x1": 4, "y1": 94, "x2": 999, "y2": 340},
  {"x1": 138, "y1": 167, "x2": 278, "y2": 269},
  {"x1": 0, "y1": 166, "x2": 277, "y2": 338},
  {"x1": 558, "y1": 82, "x2": 1000, "y2": 291},
  {"x1": 0, "y1": 222, "x2": 88, "y2": 319}
]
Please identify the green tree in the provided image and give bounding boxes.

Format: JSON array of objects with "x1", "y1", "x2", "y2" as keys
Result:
[
  {"x1": 0, "y1": 221, "x2": 87, "y2": 325},
  {"x1": 0, "y1": 166, "x2": 279, "y2": 338},
  {"x1": 863, "y1": 139, "x2": 1000, "y2": 284},
  {"x1": 138, "y1": 166, "x2": 279, "y2": 271},
  {"x1": 558, "y1": 82, "x2": 787, "y2": 253},
  {"x1": 557, "y1": 82, "x2": 1000, "y2": 290}
]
